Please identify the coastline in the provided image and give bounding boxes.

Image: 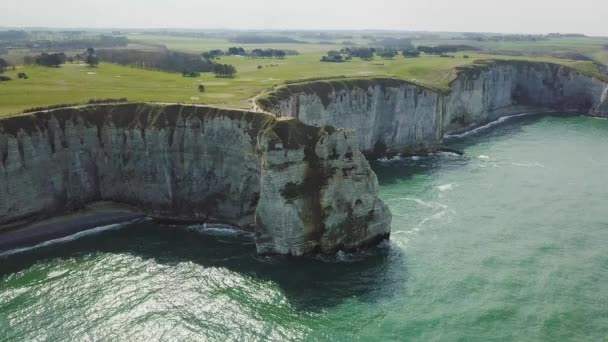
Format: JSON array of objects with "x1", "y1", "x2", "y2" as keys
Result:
[{"x1": 0, "y1": 202, "x2": 146, "y2": 255}]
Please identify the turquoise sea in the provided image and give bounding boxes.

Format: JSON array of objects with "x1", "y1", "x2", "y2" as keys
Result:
[{"x1": 1, "y1": 115, "x2": 607, "y2": 341}]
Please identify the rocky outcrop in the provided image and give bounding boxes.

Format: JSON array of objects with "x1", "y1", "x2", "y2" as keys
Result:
[
  {"x1": 258, "y1": 60, "x2": 608, "y2": 155},
  {"x1": 0, "y1": 104, "x2": 391, "y2": 256}
]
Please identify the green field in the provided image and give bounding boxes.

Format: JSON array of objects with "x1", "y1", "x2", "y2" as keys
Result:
[
  {"x1": 1, "y1": 34, "x2": 607, "y2": 116},
  {"x1": 413, "y1": 37, "x2": 608, "y2": 54}
]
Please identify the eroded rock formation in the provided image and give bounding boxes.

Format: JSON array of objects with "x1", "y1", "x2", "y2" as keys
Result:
[{"x1": 0, "y1": 104, "x2": 391, "y2": 255}]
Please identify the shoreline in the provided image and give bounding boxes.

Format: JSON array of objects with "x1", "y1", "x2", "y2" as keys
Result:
[{"x1": 0, "y1": 202, "x2": 146, "y2": 254}]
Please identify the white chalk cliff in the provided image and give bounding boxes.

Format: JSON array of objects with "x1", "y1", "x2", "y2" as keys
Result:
[
  {"x1": 0, "y1": 104, "x2": 391, "y2": 255},
  {"x1": 258, "y1": 60, "x2": 608, "y2": 155}
]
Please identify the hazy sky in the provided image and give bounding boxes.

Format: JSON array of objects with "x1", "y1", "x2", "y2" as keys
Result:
[{"x1": 1, "y1": 0, "x2": 606, "y2": 36}]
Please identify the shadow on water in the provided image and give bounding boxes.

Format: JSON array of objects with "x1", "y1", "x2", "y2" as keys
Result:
[{"x1": 0, "y1": 221, "x2": 407, "y2": 312}]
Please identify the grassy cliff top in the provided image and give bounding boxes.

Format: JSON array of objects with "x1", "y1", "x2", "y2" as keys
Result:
[
  {"x1": 256, "y1": 77, "x2": 450, "y2": 109},
  {"x1": 451, "y1": 59, "x2": 608, "y2": 83}
]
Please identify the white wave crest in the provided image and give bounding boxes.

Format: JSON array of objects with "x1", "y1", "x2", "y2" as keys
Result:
[
  {"x1": 437, "y1": 184, "x2": 454, "y2": 191},
  {"x1": 512, "y1": 162, "x2": 546, "y2": 168},
  {"x1": 187, "y1": 224, "x2": 254, "y2": 238},
  {"x1": 401, "y1": 197, "x2": 449, "y2": 210},
  {"x1": 406, "y1": 211, "x2": 448, "y2": 234},
  {"x1": 444, "y1": 112, "x2": 542, "y2": 139},
  {"x1": 0, "y1": 219, "x2": 141, "y2": 257}
]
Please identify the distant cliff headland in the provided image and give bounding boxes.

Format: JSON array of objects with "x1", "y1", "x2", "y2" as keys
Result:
[{"x1": 257, "y1": 60, "x2": 608, "y2": 156}]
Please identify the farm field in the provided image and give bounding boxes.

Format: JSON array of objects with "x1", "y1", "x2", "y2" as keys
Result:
[{"x1": 1, "y1": 34, "x2": 607, "y2": 116}]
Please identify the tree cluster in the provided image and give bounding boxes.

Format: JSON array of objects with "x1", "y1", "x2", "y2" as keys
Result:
[
  {"x1": 227, "y1": 47, "x2": 247, "y2": 56},
  {"x1": 201, "y1": 49, "x2": 224, "y2": 60},
  {"x1": 416, "y1": 46, "x2": 462, "y2": 55},
  {"x1": 35, "y1": 53, "x2": 67, "y2": 67},
  {"x1": 214, "y1": 64, "x2": 237, "y2": 78},
  {"x1": 320, "y1": 50, "x2": 352, "y2": 63},
  {"x1": 340, "y1": 48, "x2": 375, "y2": 60},
  {"x1": 321, "y1": 55, "x2": 344, "y2": 63},
  {"x1": 0, "y1": 58, "x2": 9, "y2": 73},
  {"x1": 202, "y1": 47, "x2": 296, "y2": 61},
  {"x1": 378, "y1": 49, "x2": 398, "y2": 59},
  {"x1": 84, "y1": 47, "x2": 100, "y2": 67},
  {"x1": 250, "y1": 49, "x2": 287, "y2": 58},
  {"x1": 402, "y1": 50, "x2": 421, "y2": 58}
]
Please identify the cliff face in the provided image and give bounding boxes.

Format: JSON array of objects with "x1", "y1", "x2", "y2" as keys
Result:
[
  {"x1": 259, "y1": 61, "x2": 608, "y2": 154},
  {"x1": 0, "y1": 104, "x2": 391, "y2": 256},
  {"x1": 446, "y1": 61, "x2": 608, "y2": 131},
  {"x1": 260, "y1": 79, "x2": 446, "y2": 155}
]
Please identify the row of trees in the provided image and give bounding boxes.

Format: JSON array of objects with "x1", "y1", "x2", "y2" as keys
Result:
[
  {"x1": 321, "y1": 47, "x2": 410, "y2": 62},
  {"x1": 403, "y1": 50, "x2": 421, "y2": 58},
  {"x1": 201, "y1": 49, "x2": 224, "y2": 60},
  {"x1": 24, "y1": 48, "x2": 99, "y2": 68},
  {"x1": 250, "y1": 49, "x2": 287, "y2": 58},
  {"x1": 34, "y1": 52, "x2": 67, "y2": 67},
  {"x1": 227, "y1": 47, "x2": 247, "y2": 56},
  {"x1": 342, "y1": 47, "x2": 375, "y2": 60},
  {"x1": 321, "y1": 44, "x2": 476, "y2": 62},
  {"x1": 97, "y1": 47, "x2": 236, "y2": 77},
  {"x1": 202, "y1": 47, "x2": 296, "y2": 60},
  {"x1": 378, "y1": 49, "x2": 398, "y2": 59},
  {"x1": 98, "y1": 48, "x2": 214, "y2": 74},
  {"x1": 0, "y1": 57, "x2": 15, "y2": 81},
  {"x1": 416, "y1": 45, "x2": 463, "y2": 55}
]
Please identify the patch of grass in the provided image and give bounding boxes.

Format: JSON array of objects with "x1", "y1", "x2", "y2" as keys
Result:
[{"x1": 0, "y1": 63, "x2": 229, "y2": 116}]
